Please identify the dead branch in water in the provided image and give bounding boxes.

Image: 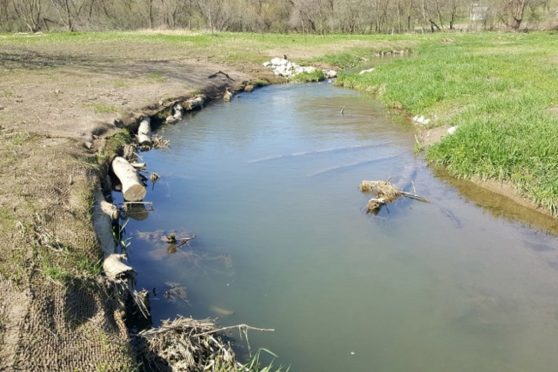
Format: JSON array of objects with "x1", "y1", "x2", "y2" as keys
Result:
[
  {"x1": 133, "y1": 316, "x2": 273, "y2": 371},
  {"x1": 359, "y1": 180, "x2": 427, "y2": 214}
]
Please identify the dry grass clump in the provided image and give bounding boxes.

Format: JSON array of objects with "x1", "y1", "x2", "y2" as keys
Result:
[
  {"x1": 152, "y1": 135, "x2": 170, "y2": 149},
  {"x1": 133, "y1": 317, "x2": 275, "y2": 371}
]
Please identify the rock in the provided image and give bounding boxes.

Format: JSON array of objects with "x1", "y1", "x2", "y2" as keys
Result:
[
  {"x1": 359, "y1": 68, "x2": 375, "y2": 75},
  {"x1": 263, "y1": 56, "x2": 321, "y2": 79},
  {"x1": 244, "y1": 84, "x2": 255, "y2": 93},
  {"x1": 412, "y1": 115, "x2": 431, "y2": 126},
  {"x1": 270, "y1": 57, "x2": 287, "y2": 66},
  {"x1": 262, "y1": 61, "x2": 271, "y2": 67},
  {"x1": 166, "y1": 115, "x2": 179, "y2": 124},
  {"x1": 0, "y1": 105, "x2": 4, "y2": 111},
  {"x1": 324, "y1": 70, "x2": 337, "y2": 79},
  {"x1": 84, "y1": 141, "x2": 92, "y2": 150},
  {"x1": 447, "y1": 126, "x2": 458, "y2": 135},
  {"x1": 223, "y1": 88, "x2": 233, "y2": 102},
  {"x1": 173, "y1": 103, "x2": 183, "y2": 117}
]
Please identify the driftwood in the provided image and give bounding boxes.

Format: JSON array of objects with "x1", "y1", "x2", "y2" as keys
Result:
[
  {"x1": 359, "y1": 180, "x2": 427, "y2": 214},
  {"x1": 133, "y1": 316, "x2": 273, "y2": 372},
  {"x1": 208, "y1": 70, "x2": 234, "y2": 80},
  {"x1": 112, "y1": 156, "x2": 147, "y2": 202},
  {"x1": 137, "y1": 117, "x2": 152, "y2": 146}
]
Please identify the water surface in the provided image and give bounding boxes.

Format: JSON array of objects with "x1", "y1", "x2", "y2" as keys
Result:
[{"x1": 119, "y1": 84, "x2": 558, "y2": 372}]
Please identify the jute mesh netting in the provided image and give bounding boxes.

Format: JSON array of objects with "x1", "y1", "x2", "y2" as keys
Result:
[{"x1": 7, "y1": 279, "x2": 134, "y2": 371}]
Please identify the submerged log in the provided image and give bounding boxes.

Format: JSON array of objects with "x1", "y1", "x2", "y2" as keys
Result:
[
  {"x1": 112, "y1": 156, "x2": 147, "y2": 201},
  {"x1": 137, "y1": 117, "x2": 152, "y2": 145}
]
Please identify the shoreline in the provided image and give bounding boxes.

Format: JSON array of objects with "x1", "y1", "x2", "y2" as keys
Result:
[{"x1": 1, "y1": 30, "x2": 557, "y2": 369}]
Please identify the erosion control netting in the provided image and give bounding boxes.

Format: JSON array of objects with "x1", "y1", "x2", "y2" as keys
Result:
[{"x1": 11, "y1": 279, "x2": 134, "y2": 371}]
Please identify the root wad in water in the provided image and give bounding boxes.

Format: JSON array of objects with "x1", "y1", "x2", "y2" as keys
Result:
[{"x1": 359, "y1": 180, "x2": 427, "y2": 214}]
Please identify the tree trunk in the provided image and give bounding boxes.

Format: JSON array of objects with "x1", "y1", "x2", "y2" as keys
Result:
[
  {"x1": 111, "y1": 157, "x2": 147, "y2": 202},
  {"x1": 64, "y1": 0, "x2": 74, "y2": 31}
]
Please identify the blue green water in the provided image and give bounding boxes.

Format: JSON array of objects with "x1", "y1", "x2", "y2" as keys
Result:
[{"x1": 119, "y1": 84, "x2": 558, "y2": 371}]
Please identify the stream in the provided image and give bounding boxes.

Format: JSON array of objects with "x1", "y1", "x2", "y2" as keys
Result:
[{"x1": 115, "y1": 83, "x2": 558, "y2": 372}]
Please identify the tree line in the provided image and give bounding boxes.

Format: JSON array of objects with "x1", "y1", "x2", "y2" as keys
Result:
[{"x1": 0, "y1": 0, "x2": 556, "y2": 33}]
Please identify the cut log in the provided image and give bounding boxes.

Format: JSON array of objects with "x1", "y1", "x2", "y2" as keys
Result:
[
  {"x1": 100, "y1": 199, "x2": 119, "y2": 220},
  {"x1": 112, "y1": 156, "x2": 147, "y2": 201},
  {"x1": 137, "y1": 117, "x2": 152, "y2": 145},
  {"x1": 93, "y1": 190, "x2": 116, "y2": 257},
  {"x1": 103, "y1": 254, "x2": 134, "y2": 280}
]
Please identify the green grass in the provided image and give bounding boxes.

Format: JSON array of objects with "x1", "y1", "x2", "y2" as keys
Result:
[
  {"x1": 2, "y1": 30, "x2": 557, "y2": 213},
  {"x1": 291, "y1": 69, "x2": 325, "y2": 83},
  {"x1": 335, "y1": 32, "x2": 558, "y2": 214},
  {"x1": 0, "y1": 31, "x2": 416, "y2": 65},
  {"x1": 89, "y1": 103, "x2": 119, "y2": 114}
]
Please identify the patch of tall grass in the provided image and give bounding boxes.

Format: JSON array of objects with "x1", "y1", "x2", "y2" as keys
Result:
[{"x1": 336, "y1": 32, "x2": 558, "y2": 213}]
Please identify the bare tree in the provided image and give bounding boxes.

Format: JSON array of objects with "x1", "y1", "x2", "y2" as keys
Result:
[
  {"x1": 504, "y1": 0, "x2": 530, "y2": 30},
  {"x1": 11, "y1": 0, "x2": 48, "y2": 32}
]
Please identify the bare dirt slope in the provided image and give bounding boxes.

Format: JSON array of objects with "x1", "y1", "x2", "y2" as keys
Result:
[
  {"x1": 0, "y1": 36, "x2": 252, "y2": 371},
  {"x1": 0, "y1": 42, "x2": 250, "y2": 139}
]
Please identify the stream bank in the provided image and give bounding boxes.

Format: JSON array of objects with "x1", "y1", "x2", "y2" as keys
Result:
[{"x1": 116, "y1": 83, "x2": 558, "y2": 371}]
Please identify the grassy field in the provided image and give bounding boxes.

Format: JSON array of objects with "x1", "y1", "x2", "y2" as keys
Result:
[
  {"x1": 335, "y1": 32, "x2": 558, "y2": 214},
  {"x1": 1, "y1": 29, "x2": 558, "y2": 368},
  {"x1": 2, "y1": 31, "x2": 557, "y2": 212}
]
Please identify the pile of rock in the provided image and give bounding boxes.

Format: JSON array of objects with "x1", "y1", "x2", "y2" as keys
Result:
[
  {"x1": 263, "y1": 57, "x2": 336, "y2": 80},
  {"x1": 412, "y1": 115, "x2": 431, "y2": 126}
]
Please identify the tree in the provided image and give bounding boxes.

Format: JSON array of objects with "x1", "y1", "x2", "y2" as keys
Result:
[{"x1": 504, "y1": 0, "x2": 530, "y2": 30}]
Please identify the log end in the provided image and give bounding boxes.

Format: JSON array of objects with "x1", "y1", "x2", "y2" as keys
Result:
[{"x1": 123, "y1": 184, "x2": 147, "y2": 202}]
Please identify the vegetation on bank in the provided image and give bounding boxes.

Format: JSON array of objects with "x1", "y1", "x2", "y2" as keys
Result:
[
  {"x1": 335, "y1": 32, "x2": 558, "y2": 214},
  {"x1": 3, "y1": 30, "x2": 557, "y2": 214},
  {"x1": 2, "y1": 28, "x2": 558, "y2": 368}
]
